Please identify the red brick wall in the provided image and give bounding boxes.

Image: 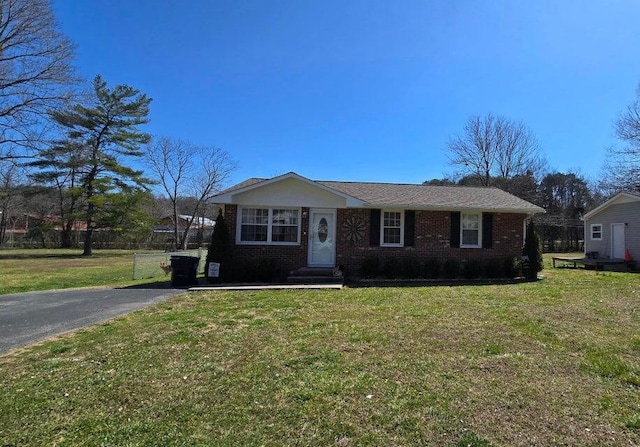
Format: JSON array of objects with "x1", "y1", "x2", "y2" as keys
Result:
[
  {"x1": 223, "y1": 205, "x2": 309, "y2": 277},
  {"x1": 223, "y1": 205, "x2": 526, "y2": 277},
  {"x1": 335, "y1": 210, "x2": 526, "y2": 274}
]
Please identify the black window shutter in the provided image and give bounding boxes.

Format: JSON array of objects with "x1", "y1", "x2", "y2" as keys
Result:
[
  {"x1": 450, "y1": 212, "x2": 461, "y2": 248},
  {"x1": 482, "y1": 212, "x2": 493, "y2": 249},
  {"x1": 369, "y1": 209, "x2": 381, "y2": 246},
  {"x1": 405, "y1": 210, "x2": 415, "y2": 246}
]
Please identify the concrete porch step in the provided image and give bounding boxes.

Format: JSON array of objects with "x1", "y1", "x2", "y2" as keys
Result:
[
  {"x1": 290, "y1": 267, "x2": 340, "y2": 277},
  {"x1": 287, "y1": 275, "x2": 344, "y2": 285},
  {"x1": 287, "y1": 266, "x2": 344, "y2": 284}
]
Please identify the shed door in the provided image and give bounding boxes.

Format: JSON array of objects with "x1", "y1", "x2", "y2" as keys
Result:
[
  {"x1": 611, "y1": 223, "x2": 625, "y2": 259},
  {"x1": 308, "y1": 209, "x2": 336, "y2": 267}
]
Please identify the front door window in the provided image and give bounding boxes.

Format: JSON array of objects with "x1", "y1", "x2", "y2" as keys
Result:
[
  {"x1": 308, "y1": 210, "x2": 335, "y2": 266},
  {"x1": 318, "y1": 218, "x2": 328, "y2": 243}
]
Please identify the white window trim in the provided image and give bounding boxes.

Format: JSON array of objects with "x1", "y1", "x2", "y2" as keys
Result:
[
  {"x1": 237, "y1": 206, "x2": 301, "y2": 245},
  {"x1": 590, "y1": 223, "x2": 603, "y2": 240},
  {"x1": 460, "y1": 211, "x2": 482, "y2": 249},
  {"x1": 380, "y1": 209, "x2": 404, "y2": 247}
]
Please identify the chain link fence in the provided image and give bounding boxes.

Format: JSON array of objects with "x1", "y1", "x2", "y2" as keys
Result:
[{"x1": 132, "y1": 248, "x2": 208, "y2": 280}]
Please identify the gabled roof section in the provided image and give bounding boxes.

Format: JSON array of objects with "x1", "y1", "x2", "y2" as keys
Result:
[
  {"x1": 210, "y1": 172, "x2": 366, "y2": 207},
  {"x1": 583, "y1": 191, "x2": 640, "y2": 220},
  {"x1": 212, "y1": 172, "x2": 545, "y2": 214}
]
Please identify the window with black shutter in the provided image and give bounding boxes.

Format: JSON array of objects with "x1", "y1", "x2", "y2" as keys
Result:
[
  {"x1": 482, "y1": 213, "x2": 493, "y2": 249},
  {"x1": 404, "y1": 210, "x2": 415, "y2": 247},
  {"x1": 369, "y1": 209, "x2": 381, "y2": 246}
]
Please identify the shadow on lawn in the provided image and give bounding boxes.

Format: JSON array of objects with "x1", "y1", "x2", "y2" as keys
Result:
[
  {"x1": 0, "y1": 253, "x2": 87, "y2": 260},
  {"x1": 117, "y1": 280, "x2": 180, "y2": 290},
  {"x1": 0, "y1": 251, "x2": 128, "y2": 260}
]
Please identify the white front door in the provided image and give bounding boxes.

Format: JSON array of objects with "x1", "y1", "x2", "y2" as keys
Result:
[
  {"x1": 308, "y1": 209, "x2": 336, "y2": 267},
  {"x1": 611, "y1": 223, "x2": 625, "y2": 259}
]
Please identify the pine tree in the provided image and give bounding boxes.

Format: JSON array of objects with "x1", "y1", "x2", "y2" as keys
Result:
[
  {"x1": 206, "y1": 209, "x2": 233, "y2": 282},
  {"x1": 31, "y1": 75, "x2": 152, "y2": 255},
  {"x1": 523, "y1": 220, "x2": 543, "y2": 280}
]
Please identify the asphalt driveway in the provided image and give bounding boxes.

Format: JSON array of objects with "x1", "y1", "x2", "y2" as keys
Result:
[{"x1": 0, "y1": 286, "x2": 184, "y2": 355}]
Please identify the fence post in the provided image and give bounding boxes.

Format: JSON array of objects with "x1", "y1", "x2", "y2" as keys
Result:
[{"x1": 132, "y1": 253, "x2": 137, "y2": 280}]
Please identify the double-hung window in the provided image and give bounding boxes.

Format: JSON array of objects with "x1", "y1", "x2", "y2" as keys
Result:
[
  {"x1": 591, "y1": 224, "x2": 602, "y2": 240},
  {"x1": 239, "y1": 207, "x2": 300, "y2": 244},
  {"x1": 271, "y1": 209, "x2": 299, "y2": 242},
  {"x1": 381, "y1": 210, "x2": 404, "y2": 246},
  {"x1": 461, "y1": 212, "x2": 481, "y2": 248}
]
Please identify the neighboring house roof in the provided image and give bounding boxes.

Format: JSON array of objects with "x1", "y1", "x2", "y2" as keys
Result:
[
  {"x1": 212, "y1": 172, "x2": 545, "y2": 214},
  {"x1": 583, "y1": 191, "x2": 640, "y2": 220},
  {"x1": 178, "y1": 215, "x2": 216, "y2": 227},
  {"x1": 157, "y1": 215, "x2": 216, "y2": 227}
]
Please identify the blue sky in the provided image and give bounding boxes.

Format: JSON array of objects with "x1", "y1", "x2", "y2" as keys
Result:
[{"x1": 53, "y1": 0, "x2": 640, "y2": 188}]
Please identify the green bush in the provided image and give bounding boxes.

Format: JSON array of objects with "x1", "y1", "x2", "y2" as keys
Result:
[
  {"x1": 401, "y1": 255, "x2": 421, "y2": 278},
  {"x1": 227, "y1": 257, "x2": 279, "y2": 283},
  {"x1": 523, "y1": 221, "x2": 543, "y2": 280},
  {"x1": 381, "y1": 256, "x2": 402, "y2": 278},
  {"x1": 423, "y1": 258, "x2": 441, "y2": 279},
  {"x1": 360, "y1": 255, "x2": 380, "y2": 278},
  {"x1": 256, "y1": 257, "x2": 279, "y2": 282},
  {"x1": 206, "y1": 210, "x2": 233, "y2": 283},
  {"x1": 224, "y1": 259, "x2": 253, "y2": 282},
  {"x1": 463, "y1": 259, "x2": 483, "y2": 279},
  {"x1": 483, "y1": 258, "x2": 504, "y2": 279},
  {"x1": 503, "y1": 256, "x2": 519, "y2": 278},
  {"x1": 442, "y1": 259, "x2": 460, "y2": 279}
]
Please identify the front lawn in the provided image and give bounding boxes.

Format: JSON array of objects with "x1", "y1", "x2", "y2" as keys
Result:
[
  {"x1": 0, "y1": 249, "x2": 165, "y2": 294},
  {"x1": 1, "y1": 264, "x2": 638, "y2": 446}
]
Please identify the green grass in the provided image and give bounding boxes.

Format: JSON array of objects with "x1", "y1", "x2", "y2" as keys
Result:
[
  {"x1": 0, "y1": 255, "x2": 639, "y2": 445},
  {"x1": 0, "y1": 249, "x2": 166, "y2": 294}
]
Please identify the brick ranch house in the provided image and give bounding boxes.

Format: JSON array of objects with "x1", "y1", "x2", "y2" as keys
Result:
[{"x1": 210, "y1": 172, "x2": 545, "y2": 278}]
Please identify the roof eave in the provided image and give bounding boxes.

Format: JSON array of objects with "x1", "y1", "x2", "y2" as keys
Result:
[
  {"x1": 583, "y1": 191, "x2": 640, "y2": 220},
  {"x1": 358, "y1": 203, "x2": 545, "y2": 214}
]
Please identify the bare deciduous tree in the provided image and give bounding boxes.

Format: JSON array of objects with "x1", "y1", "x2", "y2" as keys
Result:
[
  {"x1": 0, "y1": 159, "x2": 22, "y2": 244},
  {"x1": 601, "y1": 84, "x2": 640, "y2": 193},
  {"x1": 0, "y1": 0, "x2": 77, "y2": 157},
  {"x1": 615, "y1": 84, "x2": 640, "y2": 143},
  {"x1": 146, "y1": 137, "x2": 235, "y2": 250},
  {"x1": 446, "y1": 114, "x2": 546, "y2": 186}
]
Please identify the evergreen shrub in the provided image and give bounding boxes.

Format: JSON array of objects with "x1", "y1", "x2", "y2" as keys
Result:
[
  {"x1": 382, "y1": 256, "x2": 402, "y2": 278},
  {"x1": 423, "y1": 258, "x2": 441, "y2": 279},
  {"x1": 360, "y1": 255, "x2": 380, "y2": 278},
  {"x1": 206, "y1": 210, "x2": 232, "y2": 283},
  {"x1": 463, "y1": 259, "x2": 483, "y2": 279},
  {"x1": 523, "y1": 221, "x2": 544, "y2": 280},
  {"x1": 402, "y1": 255, "x2": 421, "y2": 278},
  {"x1": 443, "y1": 259, "x2": 461, "y2": 279}
]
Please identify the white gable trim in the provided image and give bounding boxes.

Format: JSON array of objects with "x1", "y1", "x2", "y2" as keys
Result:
[
  {"x1": 211, "y1": 172, "x2": 365, "y2": 208},
  {"x1": 583, "y1": 192, "x2": 640, "y2": 220}
]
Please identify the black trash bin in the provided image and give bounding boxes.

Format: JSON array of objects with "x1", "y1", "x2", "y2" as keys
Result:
[{"x1": 170, "y1": 256, "x2": 199, "y2": 286}]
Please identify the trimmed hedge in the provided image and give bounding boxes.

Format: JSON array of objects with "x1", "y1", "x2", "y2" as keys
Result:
[{"x1": 357, "y1": 255, "x2": 520, "y2": 280}]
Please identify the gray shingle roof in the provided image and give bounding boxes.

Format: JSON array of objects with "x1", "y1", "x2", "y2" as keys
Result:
[
  {"x1": 215, "y1": 173, "x2": 544, "y2": 214},
  {"x1": 316, "y1": 180, "x2": 544, "y2": 213}
]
